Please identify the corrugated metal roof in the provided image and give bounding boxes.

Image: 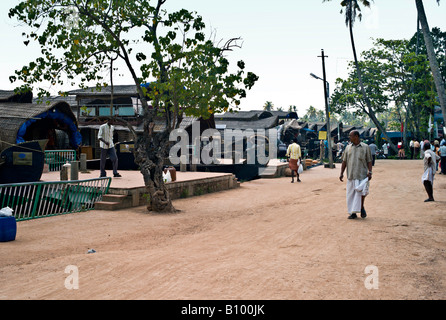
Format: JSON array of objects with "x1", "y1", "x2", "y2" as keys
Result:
[
  {"x1": 215, "y1": 115, "x2": 279, "y2": 130},
  {"x1": 67, "y1": 85, "x2": 139, "y2": 99},
  {"x1": 214, "y1": 110, "x2": 274, "y2": 121},
  {"x1": 32, "y1": 95, "x2": 77, "y2": 106},
  {"x1": 0, "y1": 90, "x2": 33, "y2": 103},
  {"x1": 0, "y1": 90, "x2": 15, "y2": 101}
]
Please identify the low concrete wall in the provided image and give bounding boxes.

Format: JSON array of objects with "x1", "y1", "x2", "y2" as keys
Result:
[{"x1": 106, "y1": 173, "x2": 239, "y2": 208}]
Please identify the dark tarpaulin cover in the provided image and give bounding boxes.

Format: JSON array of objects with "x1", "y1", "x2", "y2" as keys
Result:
[{"x1": 16, "y1": 110, "x2": 82, "y2": 148}]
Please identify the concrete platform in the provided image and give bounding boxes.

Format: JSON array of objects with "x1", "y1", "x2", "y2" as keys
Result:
[
  {"x1": 39, "y1": 157, "x2": 293, "y2": 210},
  {"x1": 40, "y1": 169, "x2": 240, "y2": 210},
  {"x1": 259, "y1": 159, "x2": 289, "y2": 178}
]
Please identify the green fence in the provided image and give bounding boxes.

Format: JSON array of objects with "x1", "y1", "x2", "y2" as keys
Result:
[
  {"x1": 0, "y1": 177, "x2": 111, "y2": 221},
  {"x1": 44, "y1": 150, "x2": 77, "y2": 171}
]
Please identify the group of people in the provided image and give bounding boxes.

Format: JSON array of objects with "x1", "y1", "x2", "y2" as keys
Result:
[
  {"x1": 406, "y1": 138, "x2": 446, "y2": 163},
  {"x1": 379, "y1": 140, "x2": 407, "y2": 160},
  {"x1": 417, "y1": 139, "x2": 446, "y2": 175},
  {"x1": 287, "y1": 131, "x2": 445, "y2": 220},
  {"x1": 407, "y1": 138, "x2": 446, "y2": 177},
  {"x1": 102, "y1": 117, "x2": 444, "y2": 216}
]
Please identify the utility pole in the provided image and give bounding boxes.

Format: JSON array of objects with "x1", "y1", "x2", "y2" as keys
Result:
[{"x1": 319, "y1": 49, "x2": 334, "y2": 169}]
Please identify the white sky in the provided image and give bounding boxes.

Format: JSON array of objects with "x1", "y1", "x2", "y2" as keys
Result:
[{"x1": 1, "y1": 0, "x2": 445, "y2": 117}]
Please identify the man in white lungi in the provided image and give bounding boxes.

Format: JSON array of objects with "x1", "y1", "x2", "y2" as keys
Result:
[
  {"x1": 286, "y1": 138, "x2": 302, "y2": 183},
  {"x1": 422, "y1": 140, "x2": 440, "y2": 202},
  {"x1": 339, "y1": 130, "x2": 373, "y2": 219}
]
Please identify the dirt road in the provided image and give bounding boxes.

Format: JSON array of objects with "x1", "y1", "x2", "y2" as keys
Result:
[{"x1": 0, "y1": 159, "x2": 445, "y2": 300}]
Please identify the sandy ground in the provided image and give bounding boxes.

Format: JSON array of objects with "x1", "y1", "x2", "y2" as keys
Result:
[{"x1": 0, "y1": 159, "x2": 445, "y2": 300}]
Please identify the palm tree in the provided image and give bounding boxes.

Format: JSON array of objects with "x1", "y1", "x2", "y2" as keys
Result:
[
  {"x1": 263, "y1": 101, "x2": 274, "y2": 111},
  {"x1": 415, "y1": 0, "x2": 446, "y2": 128},
  {"x1": 323, "y1": 0, "x2": 397, "y2": 152}
]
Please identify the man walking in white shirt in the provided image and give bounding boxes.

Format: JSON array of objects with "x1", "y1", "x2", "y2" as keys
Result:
[{"x1": 98, "y1": 118, "x2": 121, "y2": 178}]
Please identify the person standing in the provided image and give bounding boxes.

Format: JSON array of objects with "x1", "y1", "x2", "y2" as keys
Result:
[
  {"x1": 382, "y1": 142, "x2": 389, "y2": 158},
  {"x1": 409, "y1": 139, "x2": 415, "y2": 159},
  {"x1": 337, "y1": 140, "x2": 344, "y2": 158},
  {"x1": 398, "y1": 140, "x2": 405, "y2": 159},
  {"x1": 332, "y1": 140, "x2": 338, "y2": 162},
  {"x1": 286, "y1": 138, "x2": 302, "y2": 183},
  {"x1": 433, "y1": 140, "x2": 440, "y2": 172},
  {"x1": 439, "y1": 141, "x2": 446, "y2": 175},
  {"x1": 420, "y1": 139, "x2": 425, "y2": 159},
  {"x1": 422, "y1": 141, "x2": 440, "y2": 202},
  {"x1": 413, "y1": 139, "x2": 420, "y2": 159},
  {"x1": 339, "y1": 130, "x2": 373, "y2": 219},
  {"x1": 98, "y1": 118, "x2": 121, "y2": 178},
  {"x1": 319, "y1": 139, "x2": 325, "y2": 161},
  {"x1": 368, "y1": 140, "x2": 377, "y2": 166}
]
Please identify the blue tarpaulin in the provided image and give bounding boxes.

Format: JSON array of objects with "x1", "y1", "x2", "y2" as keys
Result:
[
  {"x1": 381, "y1": 131, "x2": 413, "y2": 139},
  {"x1": 16, "y1": 110, "x2": 82, "y2": 148}
]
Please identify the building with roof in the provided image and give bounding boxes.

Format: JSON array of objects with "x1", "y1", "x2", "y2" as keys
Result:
[
  {"x1": 0, "y1": 89, "x2": 33, "y2": 104},
  {"x1": 66, "y1": 85, "x2": 145, "y2": 159},
  {"x1": 0, "y1": 90, "x2": 81, "y2": 183},
  {"x1": 214, "y1": 110, "x2": 280, "y2": 130},
  {"x1": 66, "y1": 85, "x2": 216, "y2": 166},
  {"x1": 0, "y1": 93, "x2": 81, "y2": 153}
]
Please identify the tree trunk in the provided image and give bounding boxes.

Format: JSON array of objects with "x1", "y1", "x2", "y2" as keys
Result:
[
  {"x1": 409, "y1": 16, "x2": 421, "y2": 141},
  {"x1": 109, "y1": 56, "x2": 116, "y2": 117},
  {"x1": 415, "y1": 0, "x2": 446, "y2": 126},
  {"x1": 117, "y1": 65, "x2": 177, "y2": 213},
  {"x1": 348, "y1": 19, "x2": 398, "y2": 152},
  {"x1": 133, "y1": 122, "x2": 177, "y2": 213}
]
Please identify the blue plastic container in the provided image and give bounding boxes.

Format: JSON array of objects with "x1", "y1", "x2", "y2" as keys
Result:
[{"x1": 0, "y1": 216, "x2": 17, "y2": 242}]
